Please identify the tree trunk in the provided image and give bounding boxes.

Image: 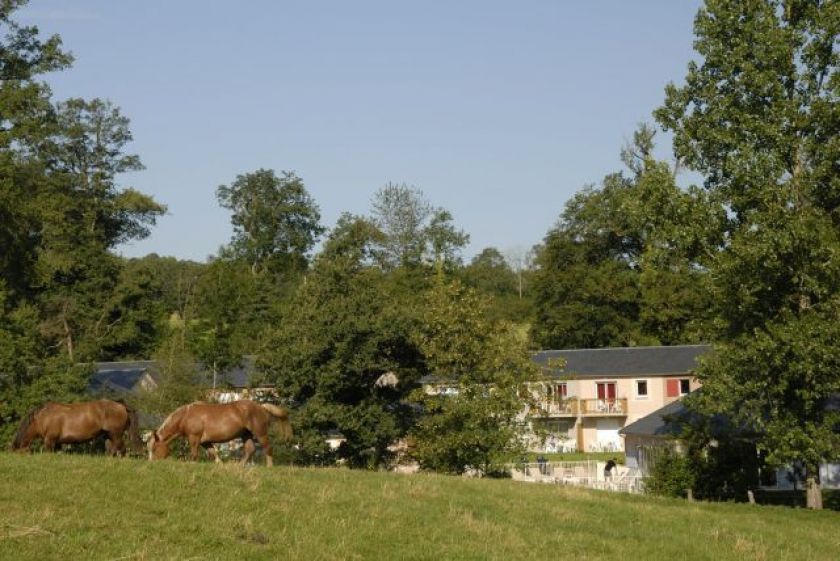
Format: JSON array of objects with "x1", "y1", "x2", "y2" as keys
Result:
[
  {"x1": 62, "y1": 315, "x2": 74, "y2": 362},
  {"x1": 805, "y1": 473, "x2": 823, "y2": 510}
]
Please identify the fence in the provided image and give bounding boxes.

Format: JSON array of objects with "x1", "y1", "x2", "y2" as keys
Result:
[{"x1": 510, "y1": 460, "x2": 646, "y2": 494}]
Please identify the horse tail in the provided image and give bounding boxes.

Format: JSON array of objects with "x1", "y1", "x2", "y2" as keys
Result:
[
  {"x1": 261, "y1": 403, "x2": 293, "y2": 441},
  {"x1": 118, "y1": 400, "x2": 144, "y2": 454},
  {"x1": 12, "y1": 405, "x2": 44, "y2": 450}
]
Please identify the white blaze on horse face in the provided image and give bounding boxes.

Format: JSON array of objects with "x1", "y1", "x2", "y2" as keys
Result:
[{"x1": 146, "y1": 431, "x2": 156, "y2": 460}]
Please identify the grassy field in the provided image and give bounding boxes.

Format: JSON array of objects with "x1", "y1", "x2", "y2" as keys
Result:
[{"x1": 0, "y1": 454, "x2": 838, "y2": 561}]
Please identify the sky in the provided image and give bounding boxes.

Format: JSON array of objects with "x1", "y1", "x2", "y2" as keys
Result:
[{"x1": 20, "y1": 0, "x2": 703, "y2": 263}]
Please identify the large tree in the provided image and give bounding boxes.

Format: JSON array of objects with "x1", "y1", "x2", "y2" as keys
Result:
[
  {"x1": 656, "y1": 0, "x2": 840, "y2": 509},
  {"x1": 531, "y1": 129, "x2": 719, "y2": 349},
  {"x1": 409, "y1": 280, "x2": 536, "y2": 474},
  {"x1": 36, "y1": 98, "x2": 164, "y2": 361},
  {"x1": 259, "y1": 216, "x2": 425, "y2": 467},
  {"x1": 370, "y1": 183, "x2": 468, "y2": 272},
  {"x1": 216, "y1": 169, "x2": 324, "y2": 276},
  {"x1": 0, "y1": 0, "x2": 71, "y2": 303},
  {"x1": 0, "y1": 2, "x2": 165, "y2": 441}
]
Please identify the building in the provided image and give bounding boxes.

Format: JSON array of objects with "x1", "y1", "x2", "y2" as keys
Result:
[
  {"x1": 89, "y1": 360, "x2": 159, "y2": 395},
  {"x1": 526, "y1": 345, "x2": 708, "y2": 453},
  {"x1": 620, "y1": 395, "x2": 840, "y2": 489}
]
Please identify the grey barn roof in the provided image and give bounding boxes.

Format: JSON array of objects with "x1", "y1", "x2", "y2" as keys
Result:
[
  {"x1": 533, "y1": 344, "x2": 710, "y2": 379},
  {"x1": 89, "y1": 361, "x2": 158, "y2": 394},
  {"x1": 89, "y1": 356, "x2": 263, "y2": 394}
]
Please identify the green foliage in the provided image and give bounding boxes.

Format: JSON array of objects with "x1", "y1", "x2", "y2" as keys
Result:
[
  {"x1": 189, "y1": 257, "x2": 279, "y2": 375},
  {"x1": 216, "y1": 169, "x2": 324, "y2": 275},
  {"x1": 645, "y1": 446, "x2": 695, "y2": 498},
  {"x1": 656, "y1": 0, "x2": 840, "y2": 506},
  {"x1": 371, "y1": 183, "x2": 468, "y2": 271},
  {"x1": 0, "y1": 290, "x2": 90, "y2": 444},
  {"x1": 260, "y1": 221, "x2": 425, "y2": 468},
  {"x1": 461, "y1": 247, "x2": 533, "y2": 323},
  {"x1": 531, "y1": 130, "x2": 719, "y2": 349},
  {"x1": 136, "y1": 322, "x2": 203, "y2": 418},
  {"x1": 694, "y1": 310, "x2": 840, "y2": 477},
  {"x1": 410, "y1": 281, "x2": 537, "y2": 474}
]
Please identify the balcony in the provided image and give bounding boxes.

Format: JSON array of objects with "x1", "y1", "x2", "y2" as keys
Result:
[
  {"x1": 538, "y1": 399, "x2": 578, "y2": 417},
  {"x1": 580, "y1": 398, "x2": 627, "y2": 417}
]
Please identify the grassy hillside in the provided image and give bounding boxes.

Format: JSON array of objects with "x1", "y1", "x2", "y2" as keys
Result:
[{"x1": 0, "y1": 454, "x2": 838, "y2": 561}]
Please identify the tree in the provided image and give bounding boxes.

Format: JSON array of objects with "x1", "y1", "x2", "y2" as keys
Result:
[
  {"x1": 370, "y1": 183, "x2": 468, "y2": 272},
  {"x1": 410, "y1": 280, "x2": 536, "y2": 474},
  {"x1": 655, "y1": 0, "x2": 840, "y2": 509},
  {"x1": 0, "y1": 0, "x2": 72, "y2": 303},
  {"x1": 35, "y1": 98, "x2": 164, "y2": 361},
  {"x1": 502, "y1": 247, "x2": 535, "y2": 301},
  {"x1": 189, "y1": 257, "x2": 276, "y2": 379},
  {"x1": 530, "y1": 128, "x2": 720, "y2": 349},
  {"x1": 259, "y1": 220, "x2": 425, "y2": 468},
  {"x1": 462, "y1": 247, "x2": 533, "y2": 324},
  {"x1": 137, "y1": 317, "x2": 203, "y2": 418},
  {"x1": 371, "y1": 183, "x2": 432, "y2": 269},
  {"x1": 216, "y1": 169, "x2": 324, "y2": 276}
]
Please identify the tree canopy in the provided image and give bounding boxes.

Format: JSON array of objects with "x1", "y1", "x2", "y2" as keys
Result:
[{"x1": 656, "y1": 0, "x2": 840, "y2": 509}]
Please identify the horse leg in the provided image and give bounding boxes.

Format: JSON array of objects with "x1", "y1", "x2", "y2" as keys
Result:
[
  {"x1": 188, "y1": 435, "x2": 202, "y2": 461},
  {"x1": 257, "y1": 434, "x2": 273, "y2": 467},
  {"x1": 202, "y1": 442, "x2": 222, "y2": 464},
  {"x1": 43, "y1": 436, "x2": 57, "y2": 453},
  {"x1": 110, "y1": 432, "x2": 125, "y2": 457},
  {"x1": 241, "y1": 438, "x2": 256, "y2": 466}
]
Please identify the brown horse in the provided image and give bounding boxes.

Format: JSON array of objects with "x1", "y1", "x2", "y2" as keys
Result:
[
  {"x1": 12, "y1": 399, "x2": 143, "y2": 455},
  {"x1": 148, "y1": 400, "x2": 292, "y2": 466}
]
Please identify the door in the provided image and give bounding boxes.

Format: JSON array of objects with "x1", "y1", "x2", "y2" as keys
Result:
[
  {"x1": 596, "y1": 382, "x2": 616, "y2": 400},
  {"x1": 596, "y1": 418, "x2": 621, "y2": 451}
]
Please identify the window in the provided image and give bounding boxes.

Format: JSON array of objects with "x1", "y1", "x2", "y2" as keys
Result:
[
  {"x1": 541, "y1": 419, "x2": 574, "y2": 434},
  {"x1": 545, "y1": 383, "x2": 567, "y2": 400},
  {"x1": 666, "y1": 378, "x2": 691, "y2": 397},
  {"x1": 596, "y1": 382, "x2": 616, "y2": 400},
  {"x1": 635, "y1": 380, "x2": 648, "y2": 399}
]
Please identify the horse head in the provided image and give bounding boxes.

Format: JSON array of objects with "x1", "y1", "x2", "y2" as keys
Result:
[{"x1": 147, "y1": 430, "x2": 169, "y2": 460}]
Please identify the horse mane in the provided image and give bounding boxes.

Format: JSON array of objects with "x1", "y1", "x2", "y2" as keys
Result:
[
  {"x1": 156, "y1": 403, "x2": 191, "y2": 436},
  {"x1": 12, "y1": 404, "x2": 46, "y2": 450}
]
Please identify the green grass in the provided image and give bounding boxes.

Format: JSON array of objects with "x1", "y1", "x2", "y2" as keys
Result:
[{"x1": 0, "y1": 454, "x2": 838, "y2": 561}]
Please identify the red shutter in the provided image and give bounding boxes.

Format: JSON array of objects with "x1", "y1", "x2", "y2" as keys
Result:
[{"x1": 666, "y1": 379, "x2": 679, "y2": 397}]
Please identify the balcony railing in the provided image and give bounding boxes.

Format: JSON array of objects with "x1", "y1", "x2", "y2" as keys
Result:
[
  {"x1": 538, "y1": 398, "x2": 628, "y2": 417},
  {"x1": 580, "y1": 398, "x2": 627, "y2": 416},
  {"x1": 538, "y1": 399, "x2": 578, "y2": 416}
]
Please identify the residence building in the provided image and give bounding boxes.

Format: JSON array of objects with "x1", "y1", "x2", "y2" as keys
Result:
[
  {"x1": 620, "y1": 395, "x2": 840, "y2": 489},
  {"x1": 527, "y1": 345, "x2": 708, "y2": 453}
]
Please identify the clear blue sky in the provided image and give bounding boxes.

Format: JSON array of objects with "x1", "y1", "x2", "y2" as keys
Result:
[{"x1": 21, "y1": 0, "x2": 702, "y2": 262}]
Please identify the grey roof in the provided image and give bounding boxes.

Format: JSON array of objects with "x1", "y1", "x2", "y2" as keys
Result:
[
  {"x1": 621, "y1": 391, "x2": 840, "y2": 439},
  {"x1": 534, "y1": 344, "x2": 710, "y2": 379},
  {"x1": 90, "y1": 356, "x2": 266, "y2": 394},
  {"x1": 619, "y1": 398, "x2": 689, "y2": 438},
  {"x1": 89, "y1": 361, "x2": 158, "y2": 394},
  {"x1": 196, "y1": 356, "x2": 262, "y2": 389}
]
